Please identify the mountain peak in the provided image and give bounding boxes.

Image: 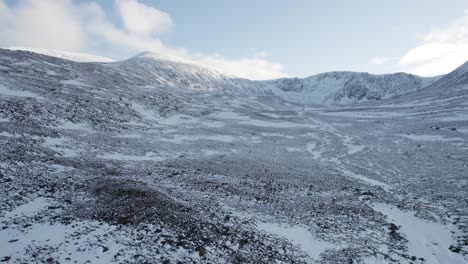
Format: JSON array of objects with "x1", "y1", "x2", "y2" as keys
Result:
[{"x1": 133, "y1": 51, "x2": 189, "y2": 64}]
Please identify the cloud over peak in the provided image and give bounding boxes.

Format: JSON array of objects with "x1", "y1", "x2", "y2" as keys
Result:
[
  {"x1": 399, "y1": 9, "x2": 468, "y2": 76},
  {"x1": 0, "y1": 0, "x2": 286, "y2": 80},
  {"x1": 368, "y1": 57, "x2": 395, "y2": 65}
]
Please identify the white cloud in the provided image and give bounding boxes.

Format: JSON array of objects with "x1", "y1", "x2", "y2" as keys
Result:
[
  {"x1": 193, "y1": 52, "x2": 286, "y2": 80},
  {"x1": 368, "y1": 57, "x2": 395, "y2": 65},
  {"x1": 116, "y1": 0, "x2": 173, "y2": 35},
  {"x1": 80, "y1": 2, "x2": 175, "y2": 54},
  {"x1": 0, "y1": 0, "x2": 286, "y2": 80},
  {"x1": 397, "y1": 9, "x2": 468, "y2": 76},
  {"x1": 0, "y1": 0, "x2": 85, "y2": 52}
]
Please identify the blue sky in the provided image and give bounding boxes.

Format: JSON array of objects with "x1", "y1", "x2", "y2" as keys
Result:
[
  {"x1": 1, "y1": 0, "x2": 468, "y2": 79},
  {"x1": 137, "y1": 0, "x2": 468, "y2": 76}
]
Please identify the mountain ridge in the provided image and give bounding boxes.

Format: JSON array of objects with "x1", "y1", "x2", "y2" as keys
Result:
[
  {"x1": 0, "y1": 48, "x2": 450, "y2": 105},
  {"x1": 4, "y1": 47, "x2": 115, "y2": 63}
]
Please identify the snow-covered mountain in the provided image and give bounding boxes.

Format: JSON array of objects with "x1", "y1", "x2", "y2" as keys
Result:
[
  {"x1": 1, "y1": 48, "x2": 467, "y2": 263},
  {"x1": 255, "y1": 72, "x2": 441, "y2": 105},
  {"x1": 118, "y1": 52, "x2": 443, "y2": 104},
  {"x1": 373, "y1": 58, "x2": 468, "y2": 108},
  {"x1": 111, "y1": 52, "x2": 264, "y2": 94},
  {"x1": 428, "y1": 61, "x2": 468, "y2": 89},
  {"x1": 4, "y1": 47, "x2": 115, "y2": 63},
  {"x1": 1, "y1": 48, "x2": 443, "y2": 105}
]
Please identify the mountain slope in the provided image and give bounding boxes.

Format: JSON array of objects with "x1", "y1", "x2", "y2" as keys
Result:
[
  {"x1": 369, "y1": 59, "x2": 468, "y2": 112},
  {"x1": 5, "y1": 47, "x2": 115, "y2": 63},
  {"x1": 255, "y1": 71, "x2": 441, "y2": 105},
  {"x1": 1, "y1": 48, "x2": 442, "y2": 105},
  {"x1": 111, "y1": 52, "x2": 262, "y2": 94},
  {"x1": 0, "y1": 48, "x2": 467, "y2": 263},
  {"x1": 108, "y1": 52, "x2": 444, "y2": 104},
  {"x1": 428, "y1": 61, "x2": 468, "y2": 89}
]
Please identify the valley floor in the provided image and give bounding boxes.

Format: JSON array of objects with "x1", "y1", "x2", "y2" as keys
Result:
[
  {"x1": 0, "y1": 49, "x2": 467, "y2": 263},
  {"x1": 1, "y1": 91, "x2": 467, "y2": 263}
]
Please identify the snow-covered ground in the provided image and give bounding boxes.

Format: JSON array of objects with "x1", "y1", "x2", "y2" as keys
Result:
[
  {"x1": 0, "y1": 48, "x2": 467, "y2": 263},
  {"x1": 370, "y1": 202, "x2": 466, "y2": 264}
]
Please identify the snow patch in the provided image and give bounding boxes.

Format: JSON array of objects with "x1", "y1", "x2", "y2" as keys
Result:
[
  {"x1": 0, "y1": 85, "x2": 44, "y2": 99},
  {"x1": 256, "y1": 222, "x2": 336, "y2": 260},
  {"x1": 49, "y1": 164, "x2": 75, "y2": 173},
  {"x1": 286, "y1": 147, "x2": 302, "y2": 152},
  {"x1": 114, "y1": 133, "x2": 142, "y2": 139},
  {"x1": 61, "y1": 80, "x2": 91, "y2": 87},
  {"x1": 98, "y1": 152, "x2": 167, "y2": 161},
  {"x1": 337, "y1": 163, "x2": 390, "y2": 190},
  {"x1": 342, "y1": 135, "x2": 365, "y2": 155},
  {"x1": 0, "y1": 221, "x2": 124, "y2": 264},
  {"x1": 370, "y1": 203, "x2": 467, "y2": 264},
  {"x1": 55, "y1": 121, "x2": 93, "y2": 131},
  {"x1": 400, "y1": 134, "x2": 463, "y2": 142},
  {"x1": 239, "y1": 119, "x2": 317, "y2": 128},
  {"x1": 43, "y1": 137, "x2": 78, "y2": 157},
  {"x1": 435, "y1": 113, "x2": 468, "y2": 122},
  {"x1": 132, "y1": 103, "x2": 158, "y2": 121},
  {"x1": 201, "y1": 149, "x2": 223, "y2": 156},
  {"x1": 1, "y1": 197, "x2": 50, "y2": 219},
  {"x1": 159, "y1": 114, "x2": 200, "y2": 126},
  {"x1": 0, "y1": 131, "x2": 18, "y2": 137},
  {"x1": 160, "y1": 134, "x2": 237, "y2": 144},
  {"x1": 306, "y1": 143, "x2": 322, "y2": 159},
  {"x1": 212, "y1": 111, "x2": 250, "y2": 120}
]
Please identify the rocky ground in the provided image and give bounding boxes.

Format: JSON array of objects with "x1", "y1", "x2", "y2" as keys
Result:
[{"x1": 0, "y1": 50, "x2": 467, "y2": 263}]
